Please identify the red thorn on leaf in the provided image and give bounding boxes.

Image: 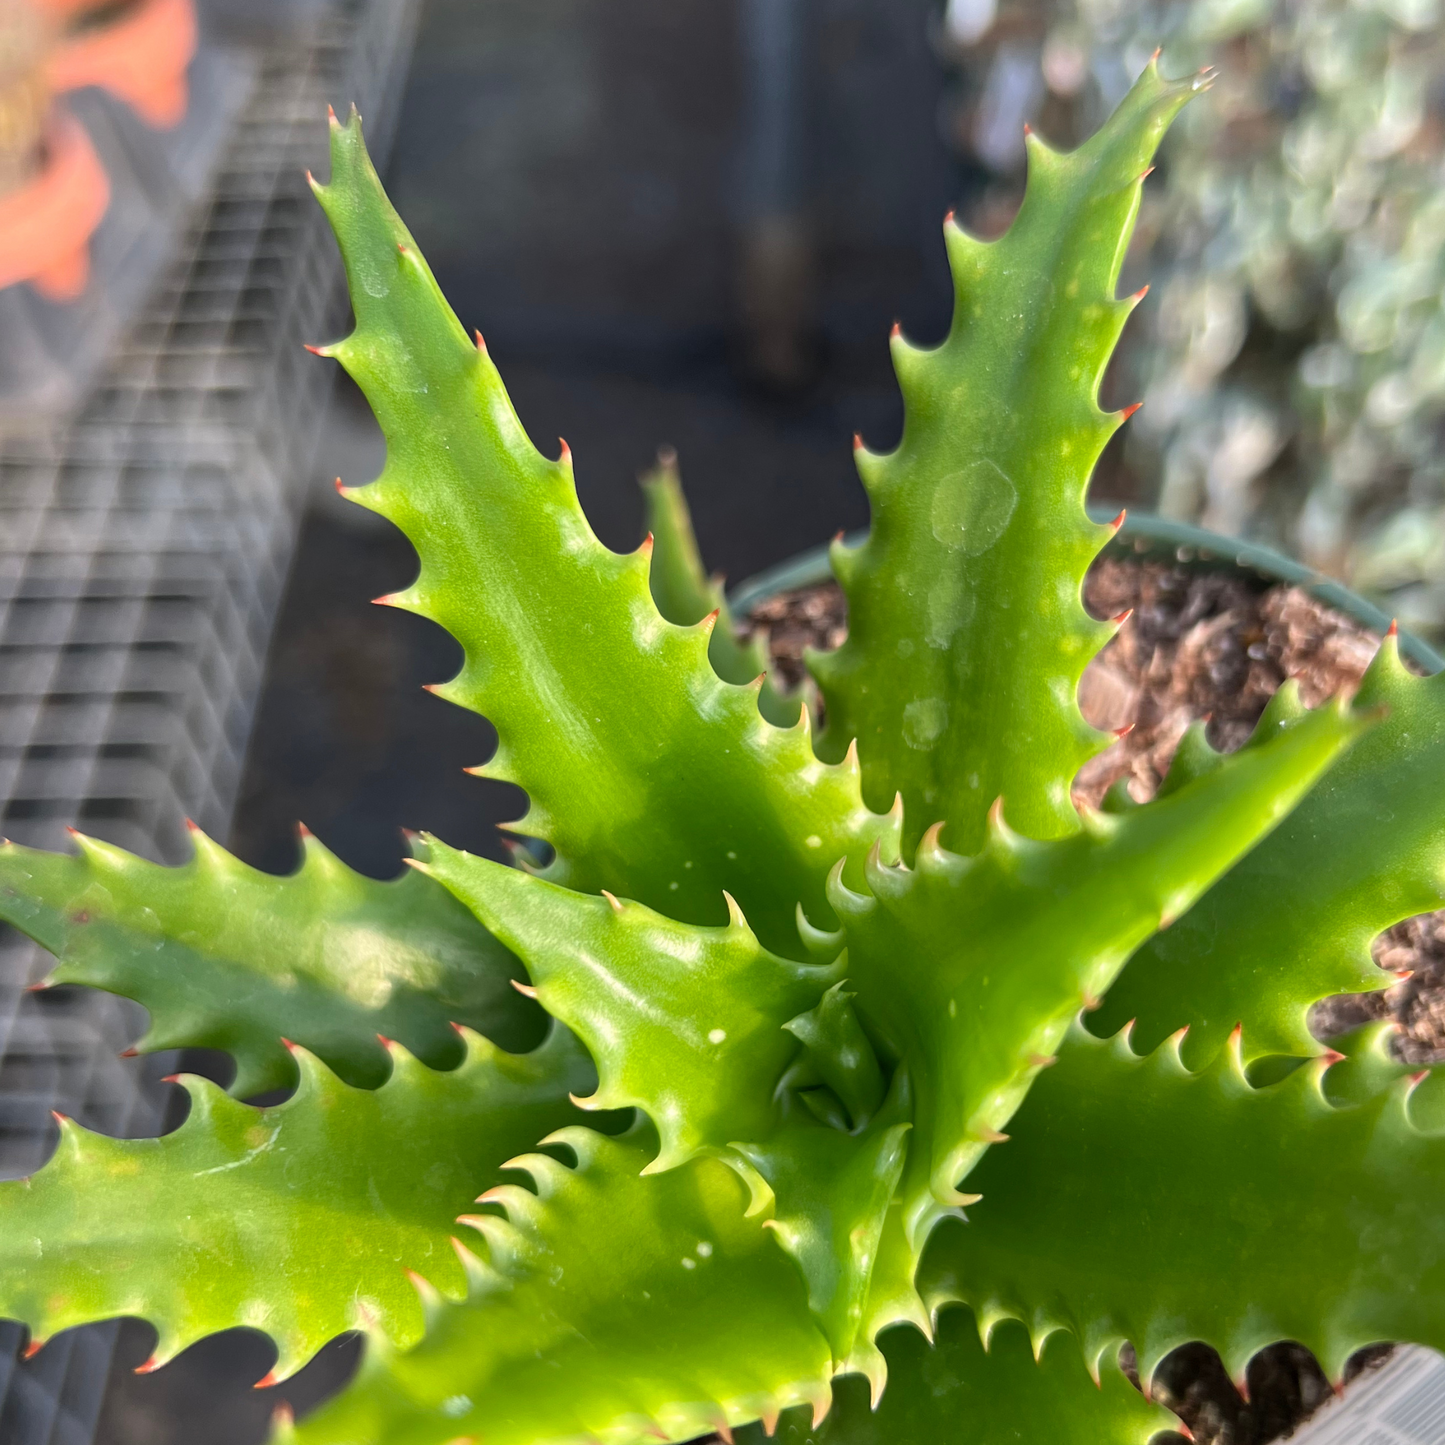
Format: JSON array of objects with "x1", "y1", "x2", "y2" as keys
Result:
[
  {"x1": 1112, "y1": 722, "x2": 1135, "y2": 739},
  {"x1": 637, "y1": 532, "x2": 655, "y2": 559},
  {"x1": 852, "y1": 432, "x2": 864, "y2": 452},
  {"x1": 397, "y1": 243, "x2": 409, "y2": 256},
  {"x1": 1139, "y1": 166, "x2": 1155, "y2": 182},
  {"x1": 1120, "y1": 402, "x2": 1143, "y2": 422},
  {"x1": 987, "y1": 796, "x2": 1006, "y2": 829},
  {"x1": 601, "y1": 890, "x2": 624, "y2": 914},
  {"x1": 1396, "y1": 968, "x2": 1415, "y2": 981},
  {"x1": 372, "y1": 593, "x2": 398, "y2": 608},
  {"x1": 450, "y1": 1020, "x2": 466, "y2": 1035},
  {"x1": 1022, "y1": 121, "x2": 1033, "y2": 136},
  {"x1": 1130, "y1": 284, "x2": 1150, "y2": 303},
  {"x1": 24, "y1": 982, "x2": 48, "y2": 993},
  {"x1": 1027, "y1": 1053, "x2": 1058, "y2": 1068},
  {"x1": 1411, "y1": 1069, "x2": 1431, "y2": 1087},
  {"x1": 511, "y1": 979, "x2": 539, "y2": 999},
  {"x1": 303, "y1": 344, "x2": 325, "y2": 357},
  {"x1": 119, "y1": 1047, "x2": 138, "y2": 1059},
  {"x1": 943, "y1": 208, "x2": 956, "y2": 225},
  {"x1": 280, "y1": 1037, "x2": 297, "y2": 1052},
  {"x1": 51, "y1": 1110, "x2": 68, "y2": 1125},
  {"x1": 1149, "y1": 46, "x2": 1161, "y2": 62},
  {"x1": 557, "y1": 437, "x2": 572, "y2": 465},
  {"x1": 297, "y1": 821, "x2": 314, "y2": 840},
  {"x1": 22, "y1": 1339, "x2": 44, "y2": 1360},
  {"x1": 474, "y1": 328, "x2": 487, "y2": 353},
  {"x1": 253, "y1": 1371, "x2": 278, "y2": 1390},
  {"x1": 701, "y1": 607, "x2": 720, "y2": 632},
  {"x1": 890, "y1": 321, "x2": 902, "y2": 340},
  {"x1": 377, "y1": 1034, "x2": 395, "y2": 1050},
  {"x1": 1108, "y1": 508, "x2": 1127, "y2": 531},
  {"x1": 1387, "y1": 619, "x2": 1399, "y2": 638},
  {"x1": 1112, "y1": 608, "x2": 1133, "y2": 626},
  {"x1": 161, "y1": 1075, "x2": 182, "y2": 1085},
  {"x1": 134, "y1": 1355, "x2": 162, "y2": 1375},
  {"x1": 333, "y1": 476, "x2": 347, "y2": 494}
]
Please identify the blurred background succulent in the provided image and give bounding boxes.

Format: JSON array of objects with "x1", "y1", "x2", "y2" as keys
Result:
[{"x1": 938, "y1": 0, "x2": 1445, "y2": 639}]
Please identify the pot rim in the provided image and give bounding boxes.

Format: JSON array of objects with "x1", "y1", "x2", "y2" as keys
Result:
[{"x1": 727, "y1": 506, "x2": 1445, "y2": 676}]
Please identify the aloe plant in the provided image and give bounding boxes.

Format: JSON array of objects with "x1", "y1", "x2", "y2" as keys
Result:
[{"x1": 0, "y1": 63, "x2": 1441, "y2": 1444}]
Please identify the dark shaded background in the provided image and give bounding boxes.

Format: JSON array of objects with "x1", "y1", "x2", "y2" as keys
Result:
[
  {"x1": 92, "y1": 0, "x2": 961, "y2": 1438},
  {"x1": 233, "y1": 0, "x2": 956, "y2": 886}
]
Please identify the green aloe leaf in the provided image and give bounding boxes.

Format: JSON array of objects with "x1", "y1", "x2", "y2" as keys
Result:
[
  {"x1": 423, "y1": 696, "x2": 1359, "y2": 1359},
  {"x1": 640, "y1": 449, "x2": 799, "y2": 726},
  {"x1": 419, "y1": 841, "x2": 841, "y2": 1170},
  {"x1": 811, "y1": 60, "x2": 1208, "y2": 856},
  {"x1": 420, "y1": 841, "x2": 915, "y2": 1364},
  {"x1": 310, "y1": 112, "x2": 894, "y2": 953},
  {"x1": 0, "y1": 829, "x2": 534, "y2": 1098},
  {"x1": 737, "y1": 1308, "x2": 1172, "y2": 1445},
  {"x1": 923, "y1": 1018, "x2": 1445, "y2": 1381},
  {"x1": 286, "y1": 1123, "x2": 834, "y2": 1445},
  {"x1": 0, "y1": 1026, "x2": 591, "y2": 1377},
  {"x1": 828, "y1": 696, "x2": 1364, "y2": 1249},
  {"x1": 1093, "y1": 633, "x2": 1445, "y2": 1067}
]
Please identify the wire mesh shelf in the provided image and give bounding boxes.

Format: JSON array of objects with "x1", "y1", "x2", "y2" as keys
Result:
[{"x1": 0, "y1": 0, "x2": 418, "y2": 1438}]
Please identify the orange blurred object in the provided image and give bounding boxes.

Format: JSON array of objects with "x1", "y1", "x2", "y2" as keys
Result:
[
  {"x1": 0, "y1": 107, "x2": 109, "y2": 298},
  {"x1": 47, "y1": 0, "x2": 197, "y2": 129}
]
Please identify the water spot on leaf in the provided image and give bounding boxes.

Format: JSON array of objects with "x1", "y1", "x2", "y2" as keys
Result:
[
  {"x1": 926, "y1": 571, "x2": 976, "y2": 647},
  {"x1": 930, "y1": 459, "x2": 1017, "y2": 555},
  {"x1": 708, "y1": 1029, "x2": 727, "y2": 1044},
  {"x1": 354, "y1": 252, "x2": 390, "y2": 299},
  {"x1": 904, "y1": 698, "x2": 948, "y2": 750}
]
